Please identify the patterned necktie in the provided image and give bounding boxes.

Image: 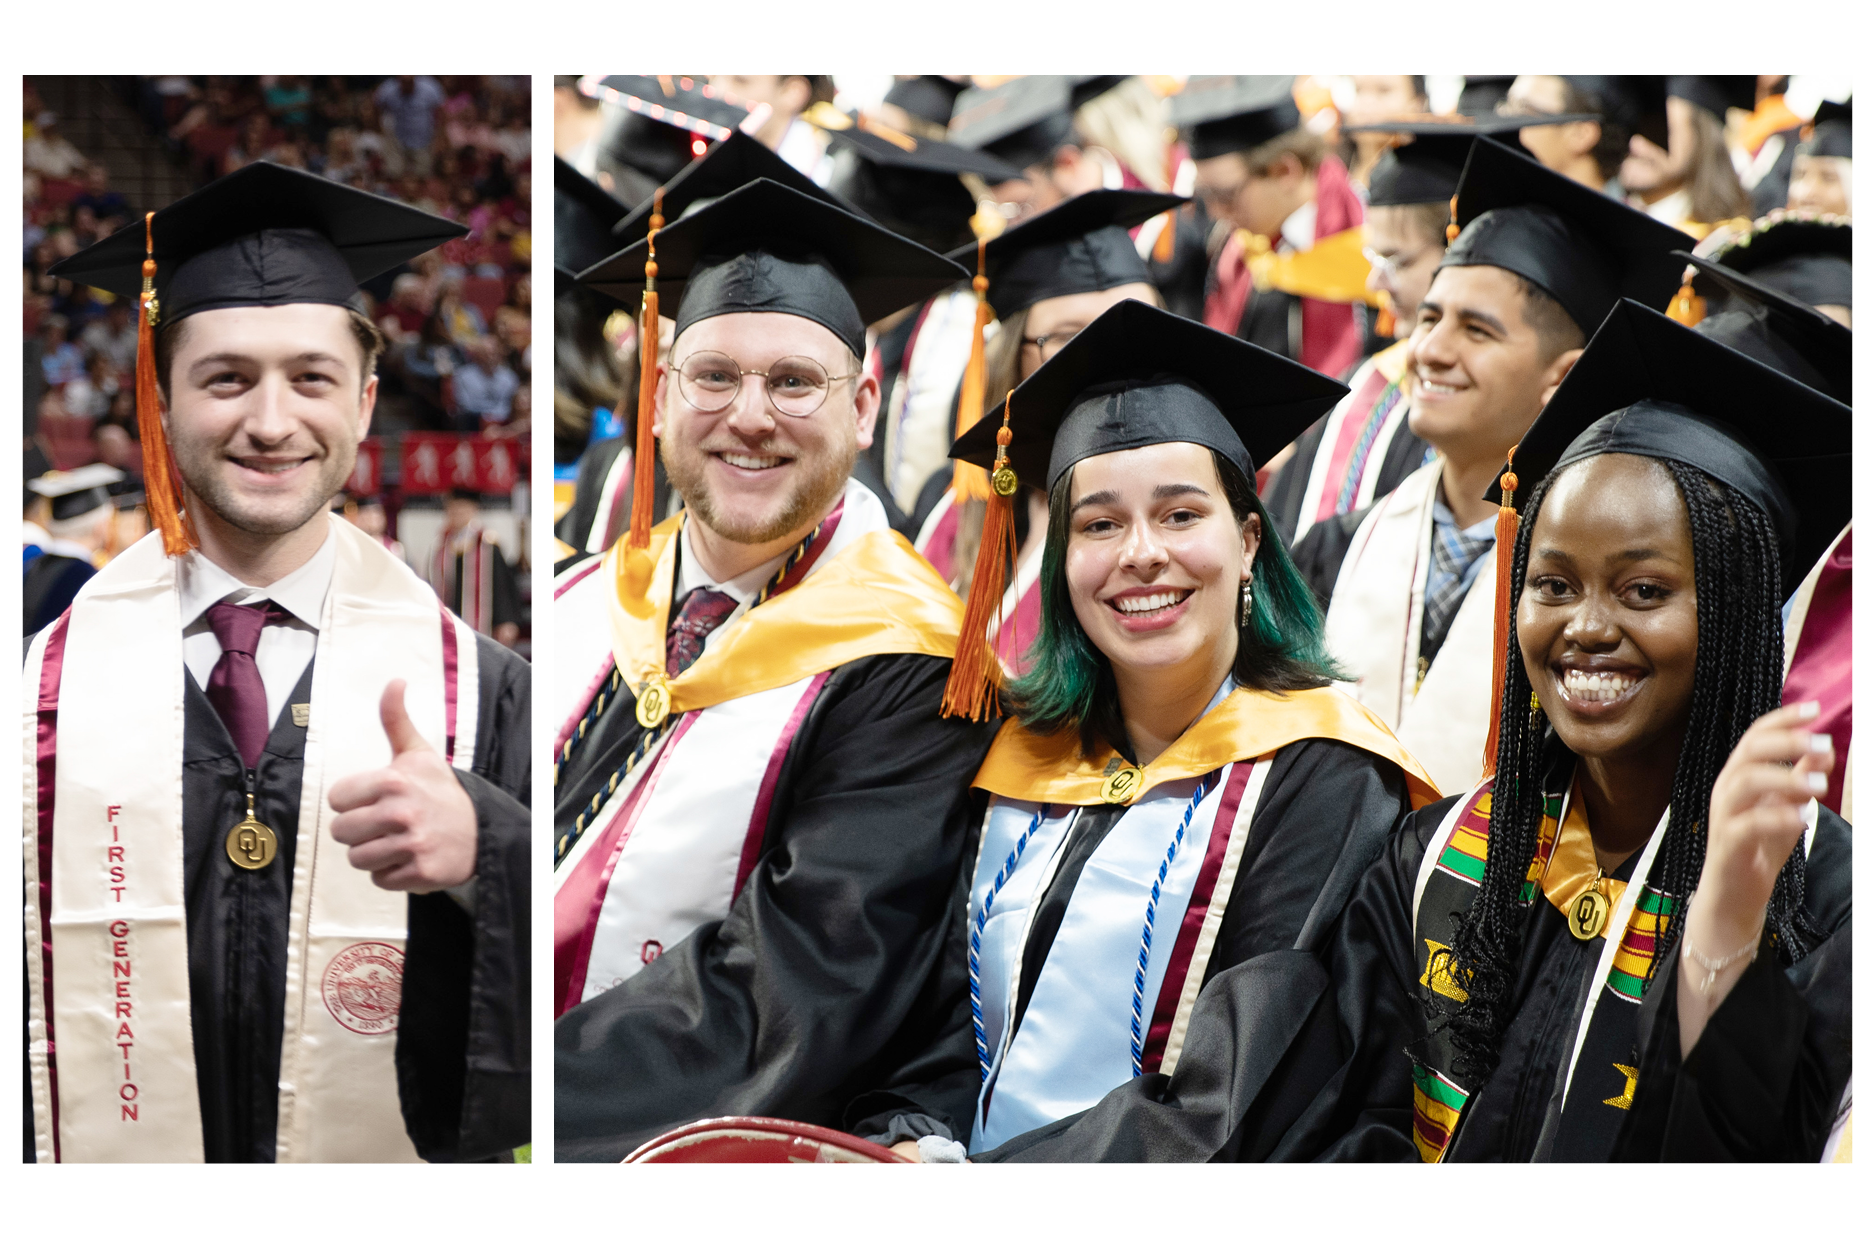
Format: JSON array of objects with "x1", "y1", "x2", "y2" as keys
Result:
[
  {"x1": 204, "y1": 599, "x2": 288, "y2": 769},
  {"x1": 665, "y1": 588, "x2": 738, "y2": 678},
  {"x1": 1420, "y1": 518, "x2": 1497, "y2": 666}
]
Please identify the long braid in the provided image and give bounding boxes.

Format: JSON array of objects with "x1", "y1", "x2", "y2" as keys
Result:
[{"x1": 1435, "y1": 459, "x2": 1818, "y2": 1088}]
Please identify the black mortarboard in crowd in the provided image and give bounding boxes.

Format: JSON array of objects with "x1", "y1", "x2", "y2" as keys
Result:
[
  {"x1": 1457, "y1": 76, "x2": 1517, "y2": 118},
  {"x1": 1560, "y1": 76, "x2": 1668, "y2": 148},
  {"x1": 47, "y1": 161, "x2": 466, "y2": 324},
  {"x1": 584, "y1": 75, "x2": 757, "y2": 197},
  {"x1": 28, "y1": 464, "x2": 125, "y2": 522},
  {"x1": 949, "y1": 297, "x2": 1348, "y2": 491},
  {"x1": 578, "y1": 177, "x2": 968, "y2": 357},
  {"x1": 1442, "y1": 136, "x2": 1694, "y2": 335},
  {"x1": 1667, "y1": 75, "x2": 1759, "y2": 122},
  {"x1": 1690, "y1": 214, "x2": 1852, "y2": 311},
  {"x1": 1494, "y1": 299, "x2": 1850, "y2": 594},
  {"x1": 554, "y1": 157, "x2": 630, "y2": 295},
  {"x1": 1169, "y1": 76, "x2": 1301, "y2": 162},
  {"x1": 884, "y1": 76, "x2": 970, "y2": 129},
  {"x1": 610, "y1": 130, "x2": 842, "y2": 249},
  {"x1": 1347, "y1": 115, "x2": 1599, "y2": 208},
  {"x1": 824, "y1": 117, "x2": 1027, "y2": 253},
  {"x1": 950, "y1": 76, "x2": 1127, "y2": 170},
  {"x1": 1800, "y1": 97, "x2": 1852, "y2": 160},
  {"x1": 949, "y1": 188, "x2": 1187, "y2": 314}
]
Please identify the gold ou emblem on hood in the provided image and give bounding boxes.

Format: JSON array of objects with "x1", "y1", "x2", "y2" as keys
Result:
[
  {"x1": 635, "y1": 677, "x2": 671, "y2": 729},
  {"x1": 1100, "y1": 765, "x2": 1144, "y2": 805}
]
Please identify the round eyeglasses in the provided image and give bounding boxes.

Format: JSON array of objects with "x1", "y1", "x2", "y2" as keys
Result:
[
  {"x1": 673, "y1": 351, "x2": 861, "y2": 418},
  {"x1": 1020, "y1": 327, "x2": 1083, "y2": 363}
]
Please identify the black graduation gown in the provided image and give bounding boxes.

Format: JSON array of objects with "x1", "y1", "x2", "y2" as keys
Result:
[
  {"x1": 441, "y1": 539, "x2": 524, "y2": 635},
  {"x1": 1263, "y1": 413, "x2": 1429, "y2": 549},
  {"x1": 1145, "y1": 201, "x2": 1215, "y2": 325},
  {"x1": 23, "y1": 553, "x2": 98, "y2": 636},
  {"x1": 23, "y1": 633, "x2": 531, "y2": 1164},
  {"x1": 552, "y1": 652, "x2": 1000, "y2": 1162},
  {"x1": 553, "y1": 435, "x2": 674, "y2": 557},
  {"x1": 843, "y1": 737, "x2": 1413, "y2": 1151},
  {"x1": 1287, "y1": 502, "x2": 1373, "y2": 613},
  {"x1": 977, "y1": 777, "x2": 1852, "y2": 1163}
]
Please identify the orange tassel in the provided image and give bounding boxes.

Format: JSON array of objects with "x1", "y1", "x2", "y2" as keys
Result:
[
  {"x1": 1481, "y1": 447, "x2": 1519, "y2": 777},
  {"x1": 1151, "y1": 208, "x2": 1177, "y2": 263},
  {"x1": 1666, "y1": 281, "x2": 1705, "y2": 327},
  {"x1": 1375, "y1": 291, "x2": 1395, "y2": 339},
  {"x1": 951, "y1": 236, "x2": 995, "y2": 503},
  {"x1": 134, "y1": 212, "x2": 195, "y2": 556},
  {"x1": 627, "y1": 188, "x2": 664, "y2": 550},
  {"x1": 1445, "y1": 194, "x2": 1460, "y2": 244},
  {"x1": 940, "y1": 391, "x2": 1018, "y2": 721}
]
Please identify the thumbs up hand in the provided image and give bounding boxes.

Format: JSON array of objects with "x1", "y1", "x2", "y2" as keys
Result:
[{"x1": 329, "y1": 679, "x2": 478, "y2": 893}]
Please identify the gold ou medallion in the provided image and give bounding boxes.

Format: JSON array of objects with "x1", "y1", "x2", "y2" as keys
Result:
[
  {"x1": 991, "y1": 465, "x2": 1019, "y2": 497},
  {"x1": 1568, "y1": 886, "x2": 1611, "y2": 941},
  {"x1": 1100, "y1": 765, "x2": 1145, "y2": 806},
  {"x1": 635, "y1": 676, "x2": 672, "y2": 729},
  {"x1": 226, "y1": 818, "x2": 278, "y2": 870}
]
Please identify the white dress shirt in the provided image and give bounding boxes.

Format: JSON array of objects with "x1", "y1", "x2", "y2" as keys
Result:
[
  {"x1": 179, "y1": 526, "x2": 337, "y2": 730},
  {"x1": 674, "y1": 519, "x2": 788, "y2": 657}
]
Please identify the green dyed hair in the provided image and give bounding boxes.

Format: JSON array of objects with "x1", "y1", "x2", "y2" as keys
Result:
[{"x1": 1007, "y1": 449, "x2": 1346, "y2": 755}]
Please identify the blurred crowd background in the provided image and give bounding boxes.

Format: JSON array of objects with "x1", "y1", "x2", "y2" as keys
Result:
[{"x1": 23, "y1": 76, "x2": 533, "y2": 650}]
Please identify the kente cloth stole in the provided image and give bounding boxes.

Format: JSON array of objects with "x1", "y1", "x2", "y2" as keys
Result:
[
  {"x1": 24, "y1": 518, "x2": 476, "y2": 1163},
  {"x1": 1405, "y1": 776, "x2": 1682, "y2": 1163}
]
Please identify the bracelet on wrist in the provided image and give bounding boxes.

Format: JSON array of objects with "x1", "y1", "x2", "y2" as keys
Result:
[{"x1": 1681, "y1": 930, "x2": 1761, "y2": 996}]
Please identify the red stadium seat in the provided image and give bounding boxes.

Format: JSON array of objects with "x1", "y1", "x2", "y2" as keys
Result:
[{"x1": 623, "y1": 1117, "x2": 907, "y2": 1163}]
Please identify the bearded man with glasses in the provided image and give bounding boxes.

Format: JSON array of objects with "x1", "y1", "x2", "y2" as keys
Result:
[{"x1": 554, "y1": 178, "x2": 1000, "y2": 1161}]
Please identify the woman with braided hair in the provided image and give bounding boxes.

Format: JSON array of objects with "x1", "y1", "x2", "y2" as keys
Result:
[{"x1": 971, "y1": 299, "x2": 1851, "y2": 1163}]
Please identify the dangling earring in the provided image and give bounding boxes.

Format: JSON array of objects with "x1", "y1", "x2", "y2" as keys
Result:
[{"x1": 1240, "y1": 575, "x2": 1254, "y2": 627}]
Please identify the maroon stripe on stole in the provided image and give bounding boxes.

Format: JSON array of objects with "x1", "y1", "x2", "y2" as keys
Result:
[
  {"x1": 916, "y1": 495, "x2": 959, "y2": 580},
  {"x1": 553, "y1": 652, "x2": 620, "y2": 765},
  {"x1": 439, "y1": 606, "x2": 461, "y2": 761},
  {"x1": 35, "y1": 609, "x2": 72, "y2": 1161},
  {"x1": 554, "y1": 711, "x2": 699, "y2": 1017},
  {"x1": 1139, "y1": 761, "x2": 1253, "y2": 1073},
  {"x1": 599, "y1": 449, "x2": 633, "y2": 553},
  {"x1": 769, "y1": 498, "x2": 845, "y2": 599},
  {"x1": 992, "y1": 576, "x2": 1043, "y2": 677},
  {"x1": 553, "y1": 554, "x2": 605, "y2": 600},
  {"x1": 733, "y1": 673, "x2": 830, "y2": 897}
]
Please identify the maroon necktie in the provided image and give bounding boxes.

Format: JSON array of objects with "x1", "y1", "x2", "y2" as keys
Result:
[
  {"x1": 204, "y1": 599, "x2": 287, "y2": 769},
  {"x1": 665, "y1": 588, "x2": 738, "y2": 678}
]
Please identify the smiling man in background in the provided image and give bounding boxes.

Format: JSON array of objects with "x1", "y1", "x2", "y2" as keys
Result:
[{"x1": 28, "y1": 163, "x2": 531, "y2": 1164}]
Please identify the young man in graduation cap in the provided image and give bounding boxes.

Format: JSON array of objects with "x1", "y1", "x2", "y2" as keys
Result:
[
  {"x1": 1501, "y1": 75, "x2": 1636, "y2": 193},
  {"x1": 554, "y1": 178, "x2": 1001, "y2": 1161},
  {"x1": 1296, "y1": 136, "x2": 1692, "y2": 796},
  {"x1": 1786, "y1": 98, "x2": 1851, "y2": 219},
  {"x1": 429, "y1": 487, "x2": 523, "y2": 648},
  {"x1": 560, "y1": 131, "x2": 846, "y2": 557},
  {"x1": 26, "y1": 163, "x2": 531, "y2": 1164},
  {"x1": 1173, "y1": 75, "x2": 1369, "y2": 381},
  {"x1": 946, "y1": 76, "x2": 1134, "y2": 220},
  {"x1": 817, "y1": 114, "x2": 1026, "y2": 525},
  {"x1": 23, "y1": 464, "x2": 123, "y2": 635},
  {"x1": 911, "y1": 187, "x2": 1186, "y2": 677}
]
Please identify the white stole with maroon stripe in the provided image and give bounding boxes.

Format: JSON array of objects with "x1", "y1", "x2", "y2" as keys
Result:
[
  {"x1": 23, "y1": 518, "x2": 463, "y2": 1162},
  {"x1": 1322, "y1": 459, "x2": 1495, "y2": 797}
]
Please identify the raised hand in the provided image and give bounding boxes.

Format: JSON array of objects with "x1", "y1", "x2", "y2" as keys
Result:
[{"x1": 329, "y1": 678, "x2": 479, "y2": 893}]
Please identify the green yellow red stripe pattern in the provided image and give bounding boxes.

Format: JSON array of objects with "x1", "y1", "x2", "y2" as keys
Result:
[
  {"x1": 1606, "y1": 886, "x2": 1679, "y2": 1003},
  {"x1": 1411, "y1": 1063, "x2": 1468, "y2": 1163},
  {"x1": 1432, "y1": 787, "x2": 1563, "y2": 903}
]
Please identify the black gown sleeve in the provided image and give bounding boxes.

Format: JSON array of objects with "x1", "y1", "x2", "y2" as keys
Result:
[
  {"x1": 1615, "y1": 809, "x2": 1853, "y2": 1162},
  {"x1": 553, "y1": 652, "x2": 999, "y2": 1162},
  {"x1": 555, "y1": 436, "x2": 625, "y2": 554},
  {"x1": 1287, "y1": 505, "x2": 1370, "y2": 615},
  {"x1": 978, "y1": 790, "x2": 1447, "y2": 1162},
  {"x1": 395, "y1": 634, "x2": 531, "y2": 1162},
  {"x1": 1261, "y1": 415, "x2": 1330, "y2": 547}
]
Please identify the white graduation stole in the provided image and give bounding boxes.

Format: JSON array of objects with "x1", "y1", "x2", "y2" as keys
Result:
[
  {"x1": 23, "y1": 518, "x2": 473, "y2": 1163},
  {"x1": 969, "y1": 759, "x2": 1272, "y2": 1152},
  {"x1": 1323, "y1": 458, "x2": 1495, "y2": 796}
]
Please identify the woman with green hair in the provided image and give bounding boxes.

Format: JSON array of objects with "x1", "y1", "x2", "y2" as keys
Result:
[{"x1": 846, "y1": 299, "x2": 1441, "y2": 1160}]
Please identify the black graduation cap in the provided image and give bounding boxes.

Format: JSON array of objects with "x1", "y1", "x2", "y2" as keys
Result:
[
  {"x1": 1169, "y1": 76, "x2": 1301, "y2": 162},
  {"x1": 1667, "y1": 75, "x2": 1758, "y2": 121},
  {"x1": 1457, "y1": 77, "x2": 1517, "y2": 118},
  {"x1": 583, "y1": 75, "x2": 757, "y2": 194},
  {"x1": 28, "y1": 464, "x2": 125, "y2": 521},
  {"x1": 1800, "y1": 97, "x2": 1852, "y2": 160},
  {"x1": 1690, "y1": 214, "x2": 1852, "y2": 310},
  {"x1": 610, "y1": 130, "x2": 843, "y2": 249},
  {"x1": 1346, "y1": 115, "x2": 1600, "y2": 207},
  {"x1": 884, "y1": 76, "x2": 970, "y2": 128},
  {"x1": 946, "y1": 188, "x2": 1187, "y2": 315},
  {"x1": 1493, "y1": 299, "x2": 1849, "y2": 594},
  {"x1": 46, "y1": 161, "x2": 466, "y2": 324},
  {"x1": 1443, "y1": 136, "x2": 1694, "y2": 335},
  {"x1": 824, "y1": 117, "x2": 1028, "y2": 254},
  {"x1": 950, "y1": 76, "x2": 1127, "y2": 170},
  {"x1": 949, "y1": 298, "x2": 1348, "y2": 491},
  {"x1": 554, "y1": 157, "x2": 630, "y2": 295},
  {"x1": 1561, "y1": 76, "x2": 1669, "y2": 149},
  {"x1": 1674, "y1": 220, "x2": 1852, "y2": 402},
  {"x1": 577, "y1": 178, "x2": 969, "y2": 357}
]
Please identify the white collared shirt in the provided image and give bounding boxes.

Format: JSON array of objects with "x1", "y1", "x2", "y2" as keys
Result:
[
  {"x1": 1279, "y1": 200, "x2": 1318, "y2": 254},
  {"x1": 179, "y1": 523, "x2": 337, "y2": 731},
  {"x1": 674, "y1": 519, "x2": 789, "y2": 658}
]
